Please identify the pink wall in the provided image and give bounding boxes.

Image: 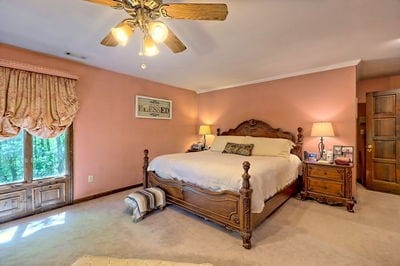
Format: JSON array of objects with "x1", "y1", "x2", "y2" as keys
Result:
[
  {"x1": 357, "y1": 74, "x2": 400, "y2": 103},
  {"x1": 199, "y1": 67, "x2": 358, "y2": 191},
  {"x1": 0, "y1": 44, "x2": 198, "y2": 199},
  {"x1": 1, "y1": 43, "x2": 359, "y2": 198},
  {"x1": 199, "y1": 67, "x2": 357, "y2": 155}
]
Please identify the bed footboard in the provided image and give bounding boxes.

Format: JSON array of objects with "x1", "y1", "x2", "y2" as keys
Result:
[{"x1": 143, "y1": 149, "x2": 253, "y2": 249}]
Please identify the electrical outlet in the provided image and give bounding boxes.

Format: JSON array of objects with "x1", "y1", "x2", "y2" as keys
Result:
[{"x1": 88, "y1": 175, "x2": 94, "y2": 183}]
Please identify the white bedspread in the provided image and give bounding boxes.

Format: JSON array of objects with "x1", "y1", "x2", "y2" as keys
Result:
[{"x1": 148, "y1": 151, "x2": 302, "y2": 213}]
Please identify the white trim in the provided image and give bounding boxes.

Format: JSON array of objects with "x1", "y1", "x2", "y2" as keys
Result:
[{"x1": 197, "y1": 60, "x2": 361, "y2": 94}]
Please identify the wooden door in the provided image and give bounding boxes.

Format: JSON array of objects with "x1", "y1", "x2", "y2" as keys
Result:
[{"x1": 366, "y1": 89, "x2": 400, "y2": 194}]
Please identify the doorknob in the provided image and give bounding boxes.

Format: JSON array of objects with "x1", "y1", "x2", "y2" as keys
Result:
[{"x1": 367, "y1": 144, "x2": 373, "y2": 153}]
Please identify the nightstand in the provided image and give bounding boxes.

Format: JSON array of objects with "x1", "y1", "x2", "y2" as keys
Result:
[
  {"x1": 300, "y1": 161, "x2": 355, "y2": 212},
  {"x1": 186, "y1": 148, "x2": 203, "y2": 153}
]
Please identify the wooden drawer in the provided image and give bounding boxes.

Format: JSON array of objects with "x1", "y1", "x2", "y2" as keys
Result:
[
  {"x1": 307, "y1": 164, "x2": 344, "y2": 181},
  {"x1": 307, "y1": 178, "x2": 344, "y2": 197}
]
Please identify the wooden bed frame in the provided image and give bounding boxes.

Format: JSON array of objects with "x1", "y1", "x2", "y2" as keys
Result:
[{"x1": 143, "y1": 119, "x2": 303, "y2": 249}]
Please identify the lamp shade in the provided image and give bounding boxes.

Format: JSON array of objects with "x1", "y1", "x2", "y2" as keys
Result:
[
  {"x1": 143, "y1": 36, "x2": 159, "y2": 56},
  {"x1": 149, "y1": 21, "x2": 168, "y2": 43},
  {"x1": 311, "y1": 122, "x2": 335, "y2": 137},
  {"x1": 198, "y1": 125, "x2": 212, "y2": 135},
  {"x1": 111, "y1": 23, "x2": 132, "y2": 46}
]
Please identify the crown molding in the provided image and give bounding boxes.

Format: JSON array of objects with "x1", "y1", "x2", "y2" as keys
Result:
[{"x1": 197, "y1": 59, "x2": 361, "y2": 94}]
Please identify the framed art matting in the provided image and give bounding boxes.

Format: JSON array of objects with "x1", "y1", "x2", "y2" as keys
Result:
[{"x1": 135, "y1": 95, "x2": 172, "y2": 119}]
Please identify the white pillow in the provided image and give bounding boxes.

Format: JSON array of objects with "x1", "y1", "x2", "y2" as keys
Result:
[
  {"x1": 244, "y1": 136, "x2": 295, "y2": 157},
  {"x1": 210, "y1": 136, "x2": 246, "y2": 152}
]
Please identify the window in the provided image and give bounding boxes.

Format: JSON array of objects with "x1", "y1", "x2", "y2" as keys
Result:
[
  {"x1": 0, "y1": 132, "x2": 24, "y2": 184},
  {"x1": 33, "y1": 132, "x2": 67, "y2": 180},
  {"x1": 0, "y1": 129, "x2": 71, "y2": 186}
]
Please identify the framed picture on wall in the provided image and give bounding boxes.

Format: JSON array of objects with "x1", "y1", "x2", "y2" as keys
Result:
[{"x1": 135, "y1": 95, "x2": 172, "y2": 119}]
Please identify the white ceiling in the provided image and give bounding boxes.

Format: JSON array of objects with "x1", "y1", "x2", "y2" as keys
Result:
[{"x1": 1, "y1": 0, "x2": 400, "y2": 93}]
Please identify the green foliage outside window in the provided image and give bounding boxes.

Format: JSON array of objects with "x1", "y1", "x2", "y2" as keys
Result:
[
  {"x1": 0, "y1": 132, "x2": 24, "y2": 184},
  {"x1": 33, "y1": 133, "x2": 66, "y2": 179},
  {"x1": 0, "y1": 131, "x2": 66, "y2": 185}
]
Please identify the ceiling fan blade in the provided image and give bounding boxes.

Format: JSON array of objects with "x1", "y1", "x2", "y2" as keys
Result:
[
  {"x1": 159, "y1": 3, "x2": 228, "y2": 21},
  {"x1": 84, "y1": 0, "x2": 120, "y2": 8},
  {"x1": 100, "y1": 32, "x2": 118, "y2": 47},
  {"x1": 100, "y1": 21, "x2": 135, "y2": 47},
  {"x1": 164, "y1": 28, "x2": 187, "y2": 53}
]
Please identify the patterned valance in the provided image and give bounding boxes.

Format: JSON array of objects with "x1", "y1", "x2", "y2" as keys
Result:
[
  {"x1": 0, "y1": 65, "x2": 79, "y2": 139},
  {"x1": 0, "y1": 59, "x2": 79, "y2": 80}
]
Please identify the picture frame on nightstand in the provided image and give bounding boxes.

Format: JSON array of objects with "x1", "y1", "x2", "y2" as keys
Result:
[
  {"x1": 333, "y1": 145, "x2": 342, "y2": 159},
  {"x1": 333, "y1": 145, "x2": 354, "y2": 162},
  {"x1": 341, "y1": 146, "x2": 354, "y2": 162},
  {"x1": 307, "y1": 152, "x2": 318, "y2": 162}
]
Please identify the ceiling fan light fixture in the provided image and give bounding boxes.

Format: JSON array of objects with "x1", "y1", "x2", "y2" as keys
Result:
[
  {"x1": 149, "y1": 21, "x2": 168, "y2": 43},
  {"x1": 143, "y1": 36, "x2": 159, "y2": 56},
  {"x1": 111, "y1": 23, "x2": 132, "y2": 46},
  {"x1": 91, "y1": 0, "x2": 229, "y2": 54}
]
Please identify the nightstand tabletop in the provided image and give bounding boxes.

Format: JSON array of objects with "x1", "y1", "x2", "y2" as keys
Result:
[{"x1": 303, "y1": 160, "x2": 353, "y2": 168}]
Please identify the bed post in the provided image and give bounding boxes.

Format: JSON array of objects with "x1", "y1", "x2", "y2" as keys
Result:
[
  {"x1": 294, "y1": 127, "x2": 304, "y2": 159},
  {"x1": 143, "y1": 149, "x2": 149, "y2": 188},
  {"x1": 295, "y1": 128, "x2": 304, "y2": 192},
  {"x1": 240, "y1": 161, "x2": 253, "y2": 249}
]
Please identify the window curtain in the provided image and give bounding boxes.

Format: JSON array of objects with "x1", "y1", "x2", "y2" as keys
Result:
[{"x1": 0, "y1": 66, "x2": 79, "y2": 139}]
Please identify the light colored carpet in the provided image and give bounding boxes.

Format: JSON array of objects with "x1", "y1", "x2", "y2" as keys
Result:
[{"x1": 0, "y1": 185, "x2": 399, "y2": 266}]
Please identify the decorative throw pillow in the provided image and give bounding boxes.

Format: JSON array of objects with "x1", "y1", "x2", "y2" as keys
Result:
[
  {"x1": 210, "y1": 136, "x2": 246, "y2": 152},
  {"x1": 222, "y1": 142, "x2": 254, "y2": 156}
]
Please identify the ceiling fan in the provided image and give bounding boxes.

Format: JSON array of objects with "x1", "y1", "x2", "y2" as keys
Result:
[{"x1": 85, "y1": 0, "x2": 228, "y2": 56}]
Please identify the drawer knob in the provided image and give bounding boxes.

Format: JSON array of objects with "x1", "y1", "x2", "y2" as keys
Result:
[{"x1": 324, "y1": 172, "x2": 327, "y2": 175}]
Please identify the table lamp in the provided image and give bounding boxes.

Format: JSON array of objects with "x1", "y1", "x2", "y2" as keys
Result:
[
  {"x1": 311, "y1": 122, "x2": 335, "y2": 160},
  {"x1": 198, "y1": 125, "x2": 212, "y2": 149}
]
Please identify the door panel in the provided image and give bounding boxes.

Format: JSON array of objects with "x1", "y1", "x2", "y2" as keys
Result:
[
  {"x1": 374, "y1": 141, "x2": 395, "y2": 159},
  {"x1": 374, "y1": 94, "x2": 395, "y2": 114},
  {"x1": 366, "y1": 89, "x2": 400, "y2": 194},
  {"x1": 374, "y1": 118, "x2": 395, "y2": 136},
  {"x1": 373, "y1": 163, "x2": 396, "y2": 182}
]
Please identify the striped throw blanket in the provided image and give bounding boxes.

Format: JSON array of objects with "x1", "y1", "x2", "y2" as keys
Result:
[{"x1": 124, "y1": 187, "x2": 166, "y2": 222}]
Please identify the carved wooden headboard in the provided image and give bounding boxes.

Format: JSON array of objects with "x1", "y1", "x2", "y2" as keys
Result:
[{"x1": 217, "y1": 119, "x2": 303, "y2": 159}]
